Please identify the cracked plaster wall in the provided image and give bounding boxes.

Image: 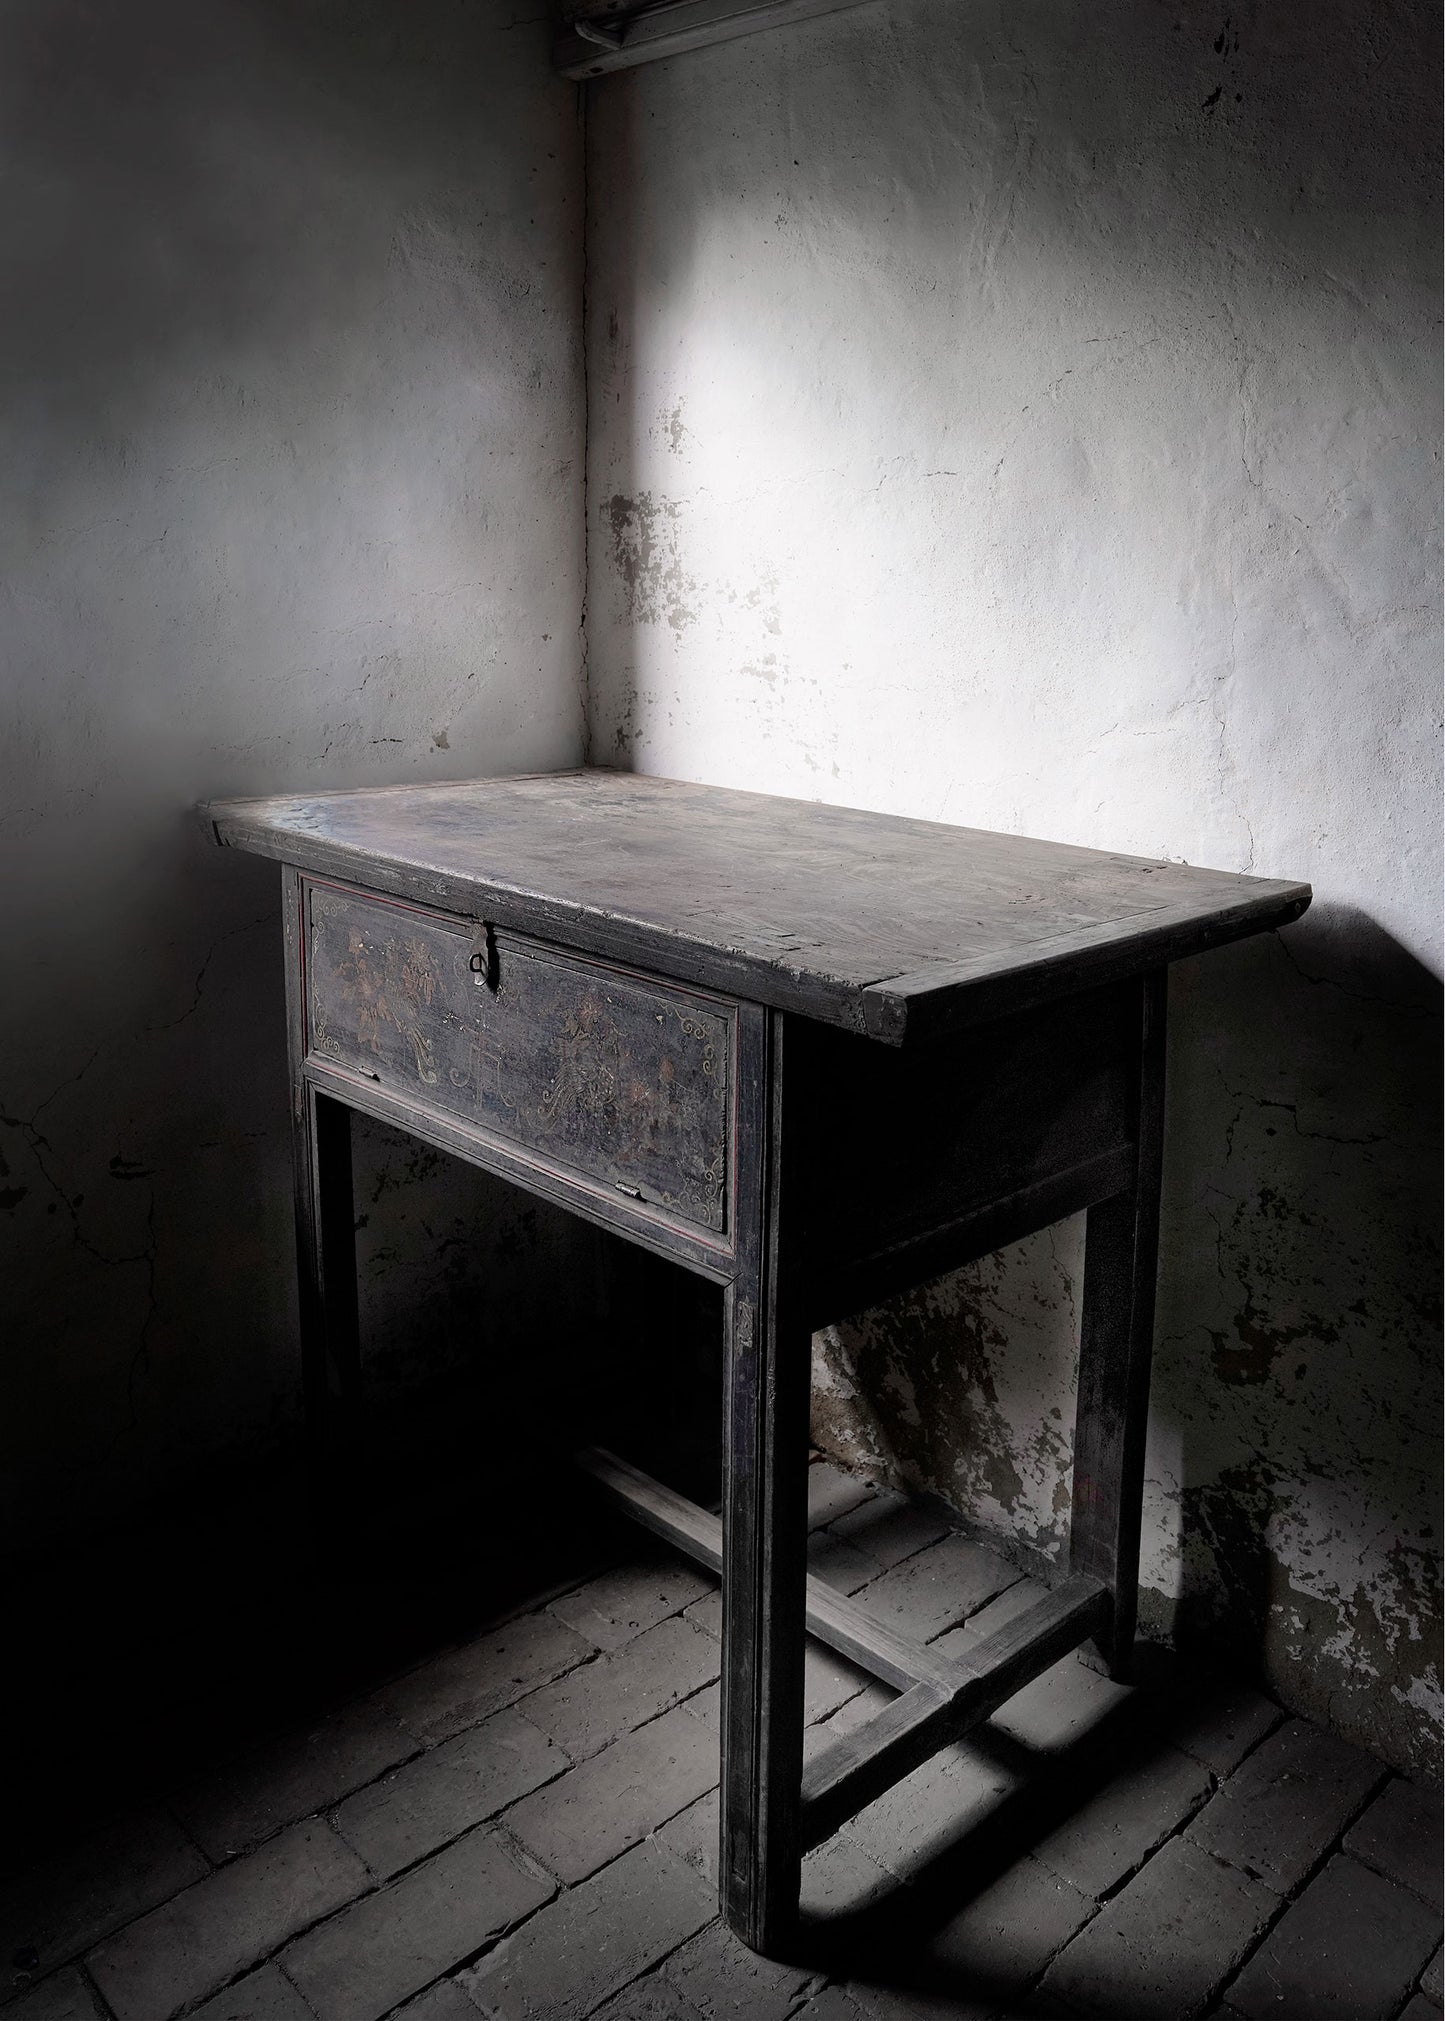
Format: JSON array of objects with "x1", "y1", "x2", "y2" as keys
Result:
[
  {"x1": 0, "y1": 0, "x2": 587, "y2": 1548},
  {"x1": 584, "y1": 0, "x2": 1443, "y2": 1774}
]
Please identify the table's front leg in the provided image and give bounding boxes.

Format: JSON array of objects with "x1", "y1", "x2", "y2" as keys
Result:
[
  {"x1": 1070, "y1": 967, "x2": 1167, "y2": 1677},
  {"x1": 721, "y1": 1007, "x2": 810, "y2": 1956},
  {"x1": 282, "y1": 867, "x2": 361, "y2": 1472}
]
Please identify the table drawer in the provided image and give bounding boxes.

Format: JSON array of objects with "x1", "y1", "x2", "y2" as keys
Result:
[{"x1": 304, "y1": 882, "x2": 732, "y2": 1234}]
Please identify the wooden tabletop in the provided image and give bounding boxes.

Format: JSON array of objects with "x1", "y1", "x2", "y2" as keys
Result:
[{"x1": 205, "y1": 770, "x2": 1310, "y2": 1043}]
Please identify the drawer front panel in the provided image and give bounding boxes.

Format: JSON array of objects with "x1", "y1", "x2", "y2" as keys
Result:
[{"x1": 306, "y1": 883, "x2": 731, "y2": 1234}]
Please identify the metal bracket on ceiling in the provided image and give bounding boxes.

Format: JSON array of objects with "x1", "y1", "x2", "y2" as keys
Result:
[
  {"x1": 555, "y1": 0, "x2": 878, "y2": 80},
  {"x1": 574, "y1": 16, "x2": 624, "y2": 50}
]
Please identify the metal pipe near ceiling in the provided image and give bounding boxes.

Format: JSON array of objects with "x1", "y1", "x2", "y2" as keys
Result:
[{"x1": 554, "y1": 0, "x2": 880, "y2": 79}]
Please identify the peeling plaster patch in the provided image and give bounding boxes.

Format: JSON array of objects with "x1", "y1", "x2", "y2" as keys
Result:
[
  {"x1": 1175, "y1": 1457, "x2": 1443, "y2": 1779},
  {"x1": 810, "y1": 1225, "x2": 1084, "y2": 1568},
  {"x1": 605, "y1": 492, "x2": 699, "y2": 632},
  {"x1": 657, "y1": 401, "x2": 691, "y2": 456}
]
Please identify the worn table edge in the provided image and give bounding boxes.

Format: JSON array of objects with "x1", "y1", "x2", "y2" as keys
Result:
[
  {"x1": 201, "y1": 784, "x2": 1313, "y2": 1045},
  {"x1": 861, "y1": 881, "x2": 1313, "y2": 1040}
]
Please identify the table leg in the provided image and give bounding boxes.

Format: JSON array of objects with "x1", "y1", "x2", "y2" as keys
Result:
[
  {"x1": 721, "y1": 1009, "x2": 809, "y2": 1956},
  {"x1": 1069, "y1": 968, "x2": 1167, "y2": 1677},
  {"x1": 282, "y1": 868, "x2": 361, "y2": 1469},
  {"x1": 293, "y1": 1088, "x2": 361, "y2": 1462}
]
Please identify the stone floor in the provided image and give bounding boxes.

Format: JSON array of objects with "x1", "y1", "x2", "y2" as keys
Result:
[{"x1": 2, "y1": 1458, "x2": 1440, "y2": 2021}]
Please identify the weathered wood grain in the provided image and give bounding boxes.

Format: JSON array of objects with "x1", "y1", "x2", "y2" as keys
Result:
[
  {"x1": 205, "y1": 771, "x2": 1310, "y2": 1045},
  {"x1": 721, "y1": 1006, "x2": 810, "y2": 1954},
  {"x1": 305, "y1": 879, "x2": 733, "y2": 1235},
  {"x1": 1069, "y1": 969, "x2": 1168, "y2": 1675}
]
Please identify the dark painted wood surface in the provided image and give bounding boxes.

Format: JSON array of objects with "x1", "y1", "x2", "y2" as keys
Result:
[
  {"x1": 1070, "y1": 968, "x2": 1168, "y2": 1675},
  {"x1": 213, "y1": 774, "x2": 1309, "y2": 1957},
  {"x1": 206, "y1": 771, "x2": 1311, "y2": 1043},
  {"x1": 305, "y1": 880, "x2": 732, "y2": 1234},
  {"x1": 720, "y1": 1005, "x2": 811, "y2": 1953},
  {"x1": 790, "y1": 979, "x2": 1135, "y2": 1317}
]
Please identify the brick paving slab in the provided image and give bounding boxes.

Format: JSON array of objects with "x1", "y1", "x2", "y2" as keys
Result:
[
  {"x1": 1187, "y1": 1717, "x2": 1385, "y2": 1896},
  {"x1": 1034, "y1": 1744, "x2": 1212, "y2": 1899},
  {"x1": 332, "y1": 1707, "x2": 568, "y2": 1879},
  {"x1": 1403, "y1": 1998, "x2": 1440, "y2": 2021},
  {"x1": 986, "y1": 1652, "x2": 1133, "y2": 1760},
  {"x1": 1041, "y1": 1831, "x2": 1275, "y2": 2018},
  {"x1": 821, "y1": 1979, "x2": 996, "y2": 2021},
  {"x1": 2, "y1": 1971, "x2": 106, "y2": 2021},
  {"x1": 853, "y1": 1536, "x2": 1020, "y2": 1645},
  {"x1": 805, "y1": 1684, "x2": 896, "y2": 1771},
  {"x1": 592, "y1": 1972, "x2": 707, "y2": 2021},
  {"x1": 516, "y1": 1616, "x2": 719, "y2": 1764},
  {"x1": 828, "y1": 1495, "x2": 951, "y2": 1572},
  {"x1": 1229, "y1": 1853, "x2": 1440, "y2": 2020},
  {"x1": 88, "y1": 1820, "x2": 369, "y2": 2021},
  {"x1": 675, "y1": 1591, "x2": 869, "y2": 1725},
  {"x1": 461, "y1": 1836, "x2": 714, "y2": 2020},
  {"x1": 651, "y1": 1785, "x2": 897, "y2": 1920},
  {"x1": 280, "y1": 1826, "x2": 552, "y2": 2021},
  {"x1": 504, "y1": 1702, "x2": 717, "y2": 1884},
  {"x1": 791, "y1": 1990, "x2": 868, "y2": 2019},
  {"x1": 190, "y1": 1962, "x2": 315, "y2": 2018},
  {"x1": 808, "y1": 1531, "x2": 884, "y2": 1594},
  {"x1": 655, "y1": 1790, "x2": 720, "y2": 1886},
  {"x1": 683, "y1": 1590, "x2": 724, "y2": 1639},
  {"x1": 0, "y1": 1811, "x2": 209, "y2": 1982},
  {"x1": 808, "y1": 1461, "x2": 878, "y2": 1528},
  {"x1": 947, "y1": 1577, "x2": 1053, "y2": 1638},
  {"x1": 661, "y1": 1919, "x2": 817, "y2": 2018},
  {"x1": 385, "y1": 1614, "x2": 596, "y2": 1746},
  {"x1": 683, "y1": 1683, "x2": 725, "y2": 1735},
  {"x1": 548, "y1": 1559, "x2": 713, "y2": 1652},
  {"x1": 175, "y1": 1692, "x2": 420, "y2": 1860},
  {"x1": 922, "y1": 1852, "x2": 1095, "y2": 2004},
  {"x1": 842, "y1": 1740, "x2": 1016, "y2": 1883},
  {"x1": 1167, "y1": 1687, "x2": 1281, "y2": 1779},
  {"x1": 1344, "y1": 1777, "x2": 1443, "y2": 1910},
  {"x1": 388, "y1": 1981, "x2": 489, "y2": 2020},
  {"x1": 812, "y1": 1856, "x2": 1090, "y2": 2020},
  {"x1": 799, "y1": 1832, "x2": 899, "y2": 1921},
  {"x1": 935, "y1": 1591, "x2": 1132, "y2": 1760},
  {"x1": 1421, "y1": 1944, "x2": 1443, "y2": 2003},
  {"x1": 805, "y1": 1646, "x2": 874, "y2": 1726},
  {"x1": 1014, "y1": 1987, "x2": 1083, "y2": 2017}
]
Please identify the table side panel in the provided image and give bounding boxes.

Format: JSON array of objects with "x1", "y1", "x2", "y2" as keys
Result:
[
  {"x1": 304, "y1": 878, "x2": 735, "y2": 1238},
  {"x1": 795, "y1": 980, "x2": 1137, "y2": 1313}
]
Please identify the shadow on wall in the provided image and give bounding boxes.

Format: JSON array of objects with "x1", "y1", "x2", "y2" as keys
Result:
[
  {"x1": 0, "y1": 0, "x2": 583, "y2": 1548},
  {"x1": 812, "y1": 910, "x2": 1443, "y2": 1781}
]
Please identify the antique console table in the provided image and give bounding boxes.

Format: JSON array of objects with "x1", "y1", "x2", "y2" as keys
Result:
[{"x1": 205, "y1": 769, "x2": 1310, "y2": 1955}]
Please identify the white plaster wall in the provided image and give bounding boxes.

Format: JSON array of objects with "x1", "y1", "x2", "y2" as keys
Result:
[
  {"x1": 0, "y1": 0, "x2": 585, "y2": 1545},
  {"x1": 585, "y1": 0, "x2": 1443, "y2": 1773}
]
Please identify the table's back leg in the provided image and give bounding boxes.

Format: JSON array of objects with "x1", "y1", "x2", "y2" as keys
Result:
[
  {"x1": 721, "y1": 1007, "x2": 810, "y2": 1956},
  {"x1": 282, "y1": 867, "x2": 361, "y2": 1470},
  {"x1": 1069, "y1": 968, "x2": 1167, "y2": 1678}
]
